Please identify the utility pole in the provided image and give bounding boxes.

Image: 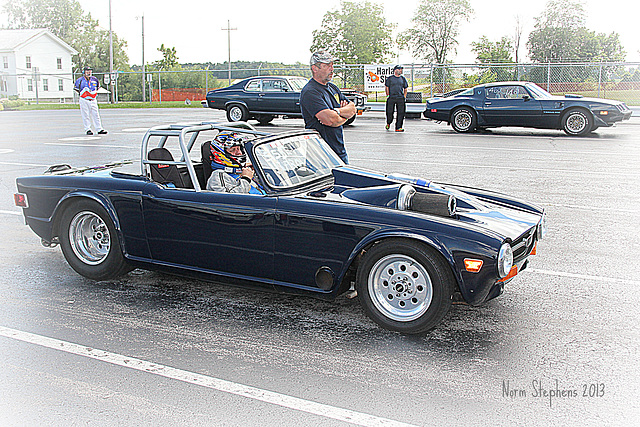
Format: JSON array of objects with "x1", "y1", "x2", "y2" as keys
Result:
[
  {"x1": 221, "y1": 20, "x2": 236, "y2": 86},
  {"x1": 108, "y1": 0, "x2": 114, "y2": 103},
  {"x1": 137, "y1": 15, "x2": 146, "y2": 102}
]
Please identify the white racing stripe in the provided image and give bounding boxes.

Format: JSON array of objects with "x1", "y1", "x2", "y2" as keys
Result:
[
  {"x1": 527, "y1": 268, "x2": 640, "y2": 286},
  {"x1": 0, "y1": 326, "x2": 417, "y2": 427}
]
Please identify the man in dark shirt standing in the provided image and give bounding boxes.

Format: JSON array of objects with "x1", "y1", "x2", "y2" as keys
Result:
[
  {"x1": 385, "y1": 65, "x2": 409, "y2": 132},
  {"x1": 300, "y1": 50, "x2": 356, "y2": 163}
]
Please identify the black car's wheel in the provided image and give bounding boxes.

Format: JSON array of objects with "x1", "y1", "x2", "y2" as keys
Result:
[
  {"x1": 450, "y1": 107, "x2": 477, "y2": 133},
  {"x1": 226, "y1": 104, "x2": 249, "y2": 122},
  {"x1": 356, "y1": 239, "x2": 454, "y2": 334},
  {"x1": 59, "y1": 199, "x2": 131, "y2": 280},
  {"x1": 562, "y1": 108, "x2": 591, "y2": 136},
  {"x1": 257, "y1": 115, "x2": 274, "y2": 125},
  {"x1": 344, "y1": 115, "x2": 356, "y2": 126}
]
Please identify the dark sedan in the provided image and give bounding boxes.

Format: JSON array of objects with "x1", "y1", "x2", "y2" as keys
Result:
[
  {"x1": 423, "y1": 81, "x2": 632, "y2": 136},
  {"x1": 205, "y1": 76, "x2": 369, "y2": 125}
]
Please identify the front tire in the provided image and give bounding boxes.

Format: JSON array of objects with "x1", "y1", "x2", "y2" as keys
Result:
[
  {"x1": 257, "y1": 114, "x2": 274, "y2": 125},
  {"x1": 226, "y1": 104, "x2": 249, "y2": 122},
  {"x1": 450, "y1": 107, "x2": 477, "y2": 133},
  {"x1": 59, "y1": 199, "x2": 131, "y2": 280},
  {"x1": 356, "y1": 239, "x2": 454, "y2": 334},
  {"x1": 562, "y1": 109, "x2": 591, "y2": 136}
]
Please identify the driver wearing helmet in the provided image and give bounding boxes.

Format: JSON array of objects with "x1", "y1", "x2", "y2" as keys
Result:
[{"x1": 206, "y1": 132, "x2": 263, "y2": 194}]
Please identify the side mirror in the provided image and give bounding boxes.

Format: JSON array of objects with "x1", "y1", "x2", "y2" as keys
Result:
[{"x1": 523, "y1": 95, "x2": 530, "y2": 101}]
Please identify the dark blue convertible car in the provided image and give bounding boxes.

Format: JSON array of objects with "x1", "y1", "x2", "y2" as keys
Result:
[
  {"x1": 424, "y1": 81, "x2": 632, "y2": 136},
  {"x1": 14, "y1": 122, "x2": 545, "y2": 333}
]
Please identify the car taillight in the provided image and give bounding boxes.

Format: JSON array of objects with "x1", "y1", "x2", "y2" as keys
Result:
[
  {"x1": 14, "y1": 193, "x2": 28, "y2": 208},
  {"x1": 431, "y1": 109, "x2": 437, "y2": 112}
]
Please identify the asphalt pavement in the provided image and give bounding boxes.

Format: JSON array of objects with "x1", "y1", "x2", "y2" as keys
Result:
[{"x1": 0, "y1": 108, "x2": 639, "y2": 426}]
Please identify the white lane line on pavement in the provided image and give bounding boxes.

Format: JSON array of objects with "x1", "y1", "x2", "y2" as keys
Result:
[
  {"x1": 353, "y1": 157, "x2": 636, "y2": 178},
  {"x1": 0, "y1": 210, "x2": 22, "y2": 216},
  {"x1": 0, "y1": 326, "x2": 417, "y2": 427},
  {"x1": 0, "y1": 161, "x2": 51, "y2": 167},
  {"x1": 0, "y1": 149, "x2": 14, "y2": 154},
  {"x1": 44, "y1": 143, "x2": 132, "y2": 148},
  {"x1": 527, "y1": 268, "x2": 640, "y2": 286}
]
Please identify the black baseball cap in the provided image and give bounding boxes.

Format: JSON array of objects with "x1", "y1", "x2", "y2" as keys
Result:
[{"x1": 393, "y1": 65, "x2": 403, "y2": 71}]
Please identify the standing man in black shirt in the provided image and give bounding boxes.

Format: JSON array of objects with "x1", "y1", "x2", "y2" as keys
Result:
[
  {"x1": 300, "y1": 50, "x2": 356, "y2": 163},
  {"x1": 385, "y1": 65, "x2": 409, "y2": 132}
]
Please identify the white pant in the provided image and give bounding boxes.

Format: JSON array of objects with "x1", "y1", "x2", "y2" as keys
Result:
[{"x1": 79, "y1": 97, "x2": 103, "y2": 132}]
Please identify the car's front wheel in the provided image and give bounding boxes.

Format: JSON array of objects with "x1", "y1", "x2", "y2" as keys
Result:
[
  {"x1": 59, "y1": 199, "x2": 131, "y2": 280},
  {"x1": 356, "y1": 239, "x2": 454, "y2": 334},
  {"x1": 562, "y1": 108, "x2": 591, "y2": 136},
  {"x1": 257, "y1": 115, "x2": 274, "y2": 125},
  {"x1": 226, "y1": 104, "x2": 249, "y2": 122},
  {"x1": 450, "y1": 107, "x2": 477, "y2": 133}
]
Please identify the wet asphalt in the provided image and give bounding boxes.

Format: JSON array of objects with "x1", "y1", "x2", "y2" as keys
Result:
[{"x1": 0, "y1": 107, "x2": 638, "y2": 425}]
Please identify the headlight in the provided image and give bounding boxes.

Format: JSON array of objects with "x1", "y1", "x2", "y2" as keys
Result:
[
  {"x1": 537, "y1": 212, "x2": 547, "y2": 240},
  {"x1": 498, "y1": 243, "x2": 513, "y2": 278}
]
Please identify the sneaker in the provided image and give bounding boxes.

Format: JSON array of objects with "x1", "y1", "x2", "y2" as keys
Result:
[
  {"x1": 395, "y1": 128, "x2": 404, "y2": 132},
  {"x1": 86, "y1": 130, "x2": 93, "y2": 135},
  {"x1": 385, "y1": 124, "x2": 390, "y2": 130},
  {"x1": 98, "y1": 130, "x2": 108, "y2": 135}
]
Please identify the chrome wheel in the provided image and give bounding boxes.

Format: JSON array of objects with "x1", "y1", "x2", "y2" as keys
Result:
[
  {"x1": 565, "y1": 112, "x2": 587, "y2": 133},
  {"x1": 367, "y1": 254, "x2": 433, "y2": 322},
  {"x1": 68, "y1": 211, "x2": 110, "y2": 265},
  {"x1": 451, "y1": 107, "x2": 476, "y2": 132},
  {"x1": 227, "y1": 105, "x2": 247, "y2": 122}
]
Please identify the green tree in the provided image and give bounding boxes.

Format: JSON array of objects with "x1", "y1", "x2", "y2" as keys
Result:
[
  {"x1": 399, "y1": 0, "x2": 473, "y2": 64},
  {"x1": 154, "y1": 44, "x2": 179, "y2": 70},
  {"x1": 527, "y1": 0, "x2": 625, "y2": 62},
  {"x1": 311, "y1": 1, "x2": 395, "y2": 64},
  {"x1": 3, "y1": 0, "x2": 129, "y2": 72},
  {"x1": 471, "y1": 36, "x2": 513, "y2": 64}
]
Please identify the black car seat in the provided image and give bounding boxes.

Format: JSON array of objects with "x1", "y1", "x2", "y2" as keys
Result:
[
  {"x1": 201, "y1": 141, "x2": 213, "y2": 184},
  {"x1": 148, "y1": 147, "x2": 190, "y2": 188}
]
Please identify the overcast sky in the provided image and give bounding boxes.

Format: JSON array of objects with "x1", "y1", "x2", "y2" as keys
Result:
[{"x1": 2, "y1": 0, "x2": 639, "y2": 66}]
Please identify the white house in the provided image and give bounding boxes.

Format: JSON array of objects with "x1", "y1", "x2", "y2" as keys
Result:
[{"x1": 0, "y1": 28, "x2": 78, "y2": 102}]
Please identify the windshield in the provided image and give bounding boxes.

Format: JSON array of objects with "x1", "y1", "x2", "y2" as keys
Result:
[
  {"x1": 526, "y1": 83, "x2": 552, "y2": 99},
  {"x1": 254, "y1": 133, "x2": 343, "y2": 189},
  {"x1": 289, "y1": 78, "x2": 308, "y2": 92}
]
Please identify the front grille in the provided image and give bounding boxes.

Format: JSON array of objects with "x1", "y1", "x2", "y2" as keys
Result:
[
  {"x1": 616, "y1": 103, "x2": 630, "y2": 112},
  {"x1": 511, "y1": 228, "x2": 536, "y2": 262}
]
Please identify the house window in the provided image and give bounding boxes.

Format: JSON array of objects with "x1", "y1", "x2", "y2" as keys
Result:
[
  {"x1": 2, "y1": 56, "x2": 7, "y2": 69},
  {"x1": 27, "y1": 79, "x2": 33, "y2": 91},
  {"x1": 57, "y1": 58, "x2": 62, "y2": 69},
  {"x1": 26, "y1": 56, "x2": 31, "y2": 69},
  {"x1": 58, "y1": 79, "x2": 64, "y2": 91},
  {"x1": 43, "y1": 79, "x2": 49, "y2": 91}
]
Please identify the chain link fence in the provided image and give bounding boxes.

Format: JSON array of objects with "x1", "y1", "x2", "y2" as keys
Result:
[{"x1": 78, "y1": 62, "x2": 640, "y2": 106}]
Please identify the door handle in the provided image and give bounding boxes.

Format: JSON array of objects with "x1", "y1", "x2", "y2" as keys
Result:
[{"x1": 485, "y1": 102, "x2": 492, "y2": 105}]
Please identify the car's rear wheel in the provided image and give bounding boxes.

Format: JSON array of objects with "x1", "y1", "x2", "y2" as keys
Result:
[
  {"x1": 356, "y1": 239, "x2": 454, "y2": 334},
  {"x1": 450, "y1": 106, "x2": 476, "y2": 133},
  {"x1": 226, "y1": 104, "x2": 249, "y2": 122},
  {"x1": 562, "y1": 108, "x2": 591, "y2": 136},
  {"x1": 59, "y1": 199, "x2": 131, "y2": 280},
  {"x1": 257, "y1": 115, "x2": 274, "y2": 125}
]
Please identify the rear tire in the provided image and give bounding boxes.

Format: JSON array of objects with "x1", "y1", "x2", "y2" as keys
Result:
[
  {"x1": 226, "y1": 104, "x2": 249, "y2": 122},
  {"x1": 356, "y1": 239, "x2": 454, "y2": 334},
  {"x1": 562, "y1": 108, "x2": 591, "y2": 136},
  {"x1": 59, "y1": 199, "x2": 131, "y2": 280},
  {"x1": 344, "y1": 115, "x2": 356, "y2": 126},
  {"x1": 257, "y1": 115, "x2": 274, "y2": 125},
  {"x1": 450, "y1": 107, "x2": 476, "y2": 133}
]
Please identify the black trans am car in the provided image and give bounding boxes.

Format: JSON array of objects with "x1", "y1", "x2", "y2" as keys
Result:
[
  {"x1": 205, "y1": 76, "x2": 369, "y2": 125},
  {"x1": 14, "y1": 122, "x2": 545, "y2": 334},
  {"x1": 423, "y1": 81, "x2": 632, "y2": 136}
]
